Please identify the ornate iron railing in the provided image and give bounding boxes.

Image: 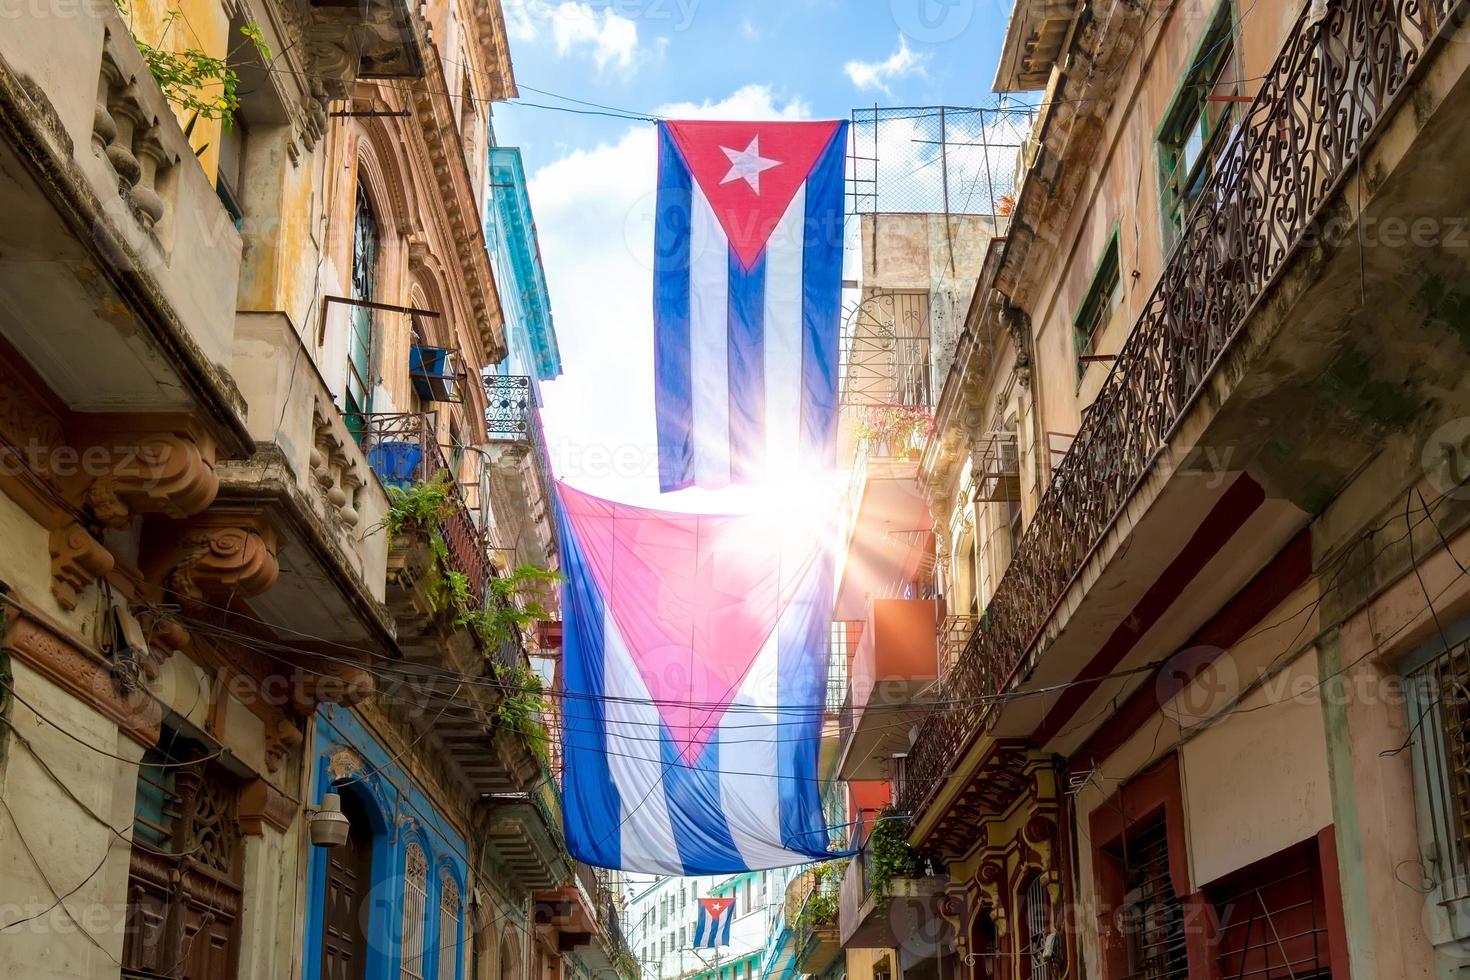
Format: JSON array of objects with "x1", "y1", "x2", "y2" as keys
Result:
[
  {"x1": 349, "y1": 411, "x2": 492, "y2": 599},
  {"x1": 484, "y1": 374, "x2": 533, "y2": 439},
  {"x1": 901, "y1": 0, "x2": 1466, "y2": 817}
]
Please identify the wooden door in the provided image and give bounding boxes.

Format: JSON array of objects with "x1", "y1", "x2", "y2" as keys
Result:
[{"x1": 321, "y1": 795, "x2": 374, "y2": 980}]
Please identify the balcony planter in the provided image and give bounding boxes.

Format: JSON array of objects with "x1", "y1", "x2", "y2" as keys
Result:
[{"x1": 367, "y1": 440, "x2": 424, "y2": 489}]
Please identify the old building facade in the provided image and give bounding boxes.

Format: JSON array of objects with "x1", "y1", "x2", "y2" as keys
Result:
[
  {"x1": 830, "y1": 2, "x2": 1470, "y2": 980},
  {"x1": 0, "y1": 0, "x2": 629, "y2": 975}
]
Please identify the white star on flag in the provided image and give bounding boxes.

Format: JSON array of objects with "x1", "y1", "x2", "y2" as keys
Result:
[{"x1": 719, "y1": 136, "x2": 781, "y2": 194}]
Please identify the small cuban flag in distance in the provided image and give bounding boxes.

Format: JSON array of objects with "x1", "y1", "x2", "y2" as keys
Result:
[
  {"x1": 653, "y1": 119, "x2": 849, "y2": 492},
  {"x1": 694, "y1": 896, "x2": 736, "y2": 948}
]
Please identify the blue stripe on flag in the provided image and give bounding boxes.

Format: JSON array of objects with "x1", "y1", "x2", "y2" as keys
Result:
[
  {"x1": 726, "y1": 248, "x2": 766, "y2": 484},
  {"x1": 662, "y1": 733, "x2": 747, "y2": 875},
  {"x1": 654, "y1": 127, "x2": 695, "y2": 492},
  {"x1": 798, "y1": 123, "x2": 847, "y2": 467},
  {"x1": 777, "y1": 551, "x2": 835, "y2": 855},
  {"x1": 556, "y1": 505, "x2": 621, "y2": 870}
]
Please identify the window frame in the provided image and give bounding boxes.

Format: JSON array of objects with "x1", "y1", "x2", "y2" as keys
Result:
[
  {"x1": 1155, "y1": 0, "x2": 1242, "y2": 249},
  {"x1": 1072, "y1": 229, "x2": 1123, "y2": 385}
]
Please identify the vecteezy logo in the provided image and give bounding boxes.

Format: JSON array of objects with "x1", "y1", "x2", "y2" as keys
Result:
[{"x1": 890, "y1": 0, "x2": 975, "y2": 43}]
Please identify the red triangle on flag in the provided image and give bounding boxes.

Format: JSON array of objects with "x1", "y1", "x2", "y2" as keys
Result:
[
  {"x1": 701, "y1": 897, "x2": 732, "y2": 919},
  {"x1": 558, "y1": 484, "x2": 824, "y2": 765},
  {"x1": 665, "y1": 120, "x2": 842, "y2": 269}
]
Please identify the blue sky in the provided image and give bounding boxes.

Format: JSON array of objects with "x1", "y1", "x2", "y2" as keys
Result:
[{"x1": 490, "y1": 0, "x2": 1017, "y2": 507}]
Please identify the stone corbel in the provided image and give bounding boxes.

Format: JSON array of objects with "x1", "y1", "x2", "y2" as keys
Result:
[
  {"x1": 263, "y1": 717, "x2": 304, "y2": 773},
  {"x1": 148, "y1": 511, "x2": 280, "y2": 603},
  {"x1": 239, "y1": 778, "x2": 296, "y2": 836},
  {"x1": 288, "y1": 662, "x2": 375, "y2": 715},
  {"x1": 49, "y1": 521, "x2": 115, "y2": 610},
  {"x1": 75, "y1": 421, "x2": 219, "y2": 529}
]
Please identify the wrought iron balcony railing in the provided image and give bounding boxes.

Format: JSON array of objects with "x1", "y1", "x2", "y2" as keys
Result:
[
  {"x1": 900, "y1": 0, "x2": 1467, "y2": 817},
  {"x1": 348, "y1": 411, "x2": 491, "y2": 600},
  {"x1": 485, "y1": 374, "x2": 533, "y2": 439}
]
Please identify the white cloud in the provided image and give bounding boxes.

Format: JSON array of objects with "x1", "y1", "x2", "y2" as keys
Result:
[
  {"x1": 505, "y1": 1, "x2": 641, "y2": 73},
  {"x1": 739, "y1": 18, "x2": 759, "y2": 40},
  {"x1": 844, "y1": 35, "x2": 927, "y2": 94},
  {"x1": 527, "y1": 86, "x2": 808, "y2": 506}
]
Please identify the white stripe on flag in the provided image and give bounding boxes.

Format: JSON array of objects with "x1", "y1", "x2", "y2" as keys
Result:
[
  {"x1": 716, "y1": 622, "x2": 815, "y2": 870},
  {"x1": 689, "y1": 184, "x2": 731, "y2": 488},
  {"x1": 762, "y1": 185, "x2": 806, "y2": 483},
  {"x1": 603, "y1": 607, "x2": 684, "y2": 874}
]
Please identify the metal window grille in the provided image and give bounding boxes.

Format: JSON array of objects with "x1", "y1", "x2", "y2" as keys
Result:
[
  {"x1": 439, "y1": 872, "x2": 461, "y2": 980},
  {"x1": 1120, "y1": 819, "x2": 1188, "y2": 980},
  {"x1": 1405, "y1": 638, "x2": 1470, "y2": 905},
  {"x1": 1024, "y1": 876, "x2": 1056, "y2": 980},
  {"x1": 401, "y1": 844, "x2": 429, "y2": 980},
  {"x1": 1209, "y1": 843, "x2": 1331, "y2": 980}
]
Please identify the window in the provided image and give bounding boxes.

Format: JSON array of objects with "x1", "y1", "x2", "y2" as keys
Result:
[
  {"x1": 347, "y1": 183, "x2": 380, "y2": 418},
  {"x1": 1207, "y1": 840, "x2": 1335, "y2": 979},
  {"x1": 1073, "y1": 235, "x2": 1123, "y2": 382},
  {"x1": 1404, "y1": 631, "x2": 1470, "y2": 932},
  {"x1": 216, "y1": 110, "x2": 246, "y2": 227},
  {"x1": 1022, "y1": 876, "x2": 1058, "y2": 980},
  {"x1": 439, "y1": 871, "x2": 462, "y2": 980},
  {"x1": 401, "y1": 844, "x2": 429, "y2": 980},
  {"x1": 122, "y1": 736, "x2": 244, "y2": 978},
  {"x1": 679, "y1": 927, "x2": 686, "y2": 948},
  {"x1": 1158, "y1": 1, "x2": 1241, "y2": 245},
  {"x1": 1116, "y1": 817, "x2": 1187, "y2": 980}
]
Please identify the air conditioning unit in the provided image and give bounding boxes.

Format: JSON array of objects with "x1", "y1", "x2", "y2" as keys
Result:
[
  {"x1": 976, "y1": 437, "x2": 1022, "y2": 503},
  {"x1": 410, "y1": 345, "x2": 463, "y2": 403}
]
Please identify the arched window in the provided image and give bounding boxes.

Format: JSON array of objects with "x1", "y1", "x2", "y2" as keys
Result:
[
  {"x1": 499, "y1": 931, "x2": 520, "y2": 980},
  {"x1": 401, "y1": 843, "x2": 430, "y2": 980},
  {"x1": 438, "y1": 870, "x2": 461, "y2": 980},
  {"x1": 347, "y1": 182, "x2": 380, "y2": 418}
]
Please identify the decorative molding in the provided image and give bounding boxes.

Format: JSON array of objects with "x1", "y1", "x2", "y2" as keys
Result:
[
  {"x1": 2, "y1": 607, "x2": 161, "y2": 747},
  {"x1": 153, "y1": 511, "x2": 281, "y2": 602},
  {"x1": 79, "y1": 425, "x2": 219, "y2": 528},
  {"x1": 263, "y1": 717, "x2": 303, "y2": 773},
  {"x1": 290, "y1": 664, "x2": 375, "y2": 714},
  {"x1": 49, "y1": 521, "x2": 114, "y2": 610}
]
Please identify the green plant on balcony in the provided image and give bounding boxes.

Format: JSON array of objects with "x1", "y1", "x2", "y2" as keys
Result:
[
  {"x1": 867, "y1": 809, "x2": 923, "y2": 911},
  {"x1": 796, "y1": 863, "x2": 843, "y2": 932},
  {"x1": 382, "y1": 476, "x2": 456, "y2": 540},
  {"x1": 491, "y1": 661, "x2": 550, "y2": 763},
  {"x1": 115, "y1": 1, "x2": 270, "y2": 124}
]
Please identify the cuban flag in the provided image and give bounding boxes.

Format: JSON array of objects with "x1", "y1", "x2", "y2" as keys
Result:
[
  {"x1": 694, "y1": 897, "x2": 736, "y2": 948},
  {"x1": 556, "y1": 481, "x2": 839, "y2": 874},
  {"x1": 653, "y1": 120, "x2": 849, "y2": 493}
]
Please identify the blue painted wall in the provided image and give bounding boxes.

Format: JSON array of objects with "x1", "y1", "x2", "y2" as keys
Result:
[{"x1": 302, "y1": 705, "x2": 471, "y2": 980}]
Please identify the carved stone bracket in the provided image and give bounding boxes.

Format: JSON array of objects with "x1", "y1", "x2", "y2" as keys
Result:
[
  {"x1": 78, "y1": 424, "x2": 219, "y2": 529},
  {"x1": 148, "y1": 511, "x2": 281, "y2": 603},
  {"x1": 263, "y1": 717, "x2": 304, "y2": 773},
  {"x1": 289, "y1": 663, "x2": 375, "y2": 715},
  {"x1": 49, "y1": 521, "x2": 115, "y2": 610}
]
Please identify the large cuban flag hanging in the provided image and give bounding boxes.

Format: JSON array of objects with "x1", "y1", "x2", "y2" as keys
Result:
[
  {"x1": 653, "y1": 119, "x2": 849, "y2": 493},
  {"x1": 556, "y1": 481, "x2": 838, "y2": 874}
]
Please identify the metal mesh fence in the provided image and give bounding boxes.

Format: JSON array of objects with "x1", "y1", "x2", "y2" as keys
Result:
[{"x1": 848, "y1": 105, "x2": 1036, "y2": 216}]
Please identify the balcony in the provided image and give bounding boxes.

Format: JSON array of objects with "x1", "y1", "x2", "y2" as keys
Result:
[
  {"x1": 906, "y1": 0, "x2": 1470, "y2": 834},
  {"x1": 0, "y1": 0, "x2": 250, "y2": 441},
  {"x1": 839, "y1": 817, "x2": 946, "y2": 950},
  {"x1": 535, "y1": 862, "x2": 633, "y2": 975},
  {"x1": 352, "y1": 410, "x2": 491, "y2": 599},
  {"x1": 789, "y1": 865, "x2": 843, "y2": 975},
  {"x1": 482, "y1": 374, "x2": 559, "y2": 571},
  {"x1": 837, "y1": 598, "x2": 940, "y2": 782}
]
